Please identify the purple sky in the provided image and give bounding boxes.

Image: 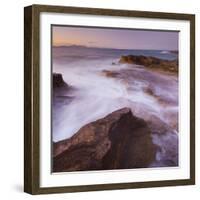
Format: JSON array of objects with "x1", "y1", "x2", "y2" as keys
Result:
[{"x1": 52, "y1": 26, "x2": 179, "y2": 50}]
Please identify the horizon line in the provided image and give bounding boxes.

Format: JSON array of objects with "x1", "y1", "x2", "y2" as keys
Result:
[{"x1": 52, "y1": 44, "x2": 178, "y2": 51}]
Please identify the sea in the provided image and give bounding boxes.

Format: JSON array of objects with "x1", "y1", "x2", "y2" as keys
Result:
[{"x1": 52, "y1": 46, "x2": 178, "y2": 167}]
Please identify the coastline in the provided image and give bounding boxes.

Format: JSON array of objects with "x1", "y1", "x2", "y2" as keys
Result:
[{"x1": 52, "y1": 49, "x2": 179, "y2": 171}]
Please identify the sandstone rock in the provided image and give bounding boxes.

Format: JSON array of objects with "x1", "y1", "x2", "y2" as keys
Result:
[
  {"x1": 119, "y1": 55, "x2": 178, "y2": 73},
  {"x1": 53, "y1": 108, "x2": 157, "y2": 172}
]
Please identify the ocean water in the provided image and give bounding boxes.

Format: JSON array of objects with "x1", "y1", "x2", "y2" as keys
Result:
[
  {"x1": 52, "y1": 46, "x2": 178, "y2": 167},
  {"x1": 53, "y1": 46, "x2": 177, "y2": 63}
]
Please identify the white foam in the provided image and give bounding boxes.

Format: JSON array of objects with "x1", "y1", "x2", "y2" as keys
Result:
[{"x1": 53, "y1": 57, "x2": 178, "y2": 144}]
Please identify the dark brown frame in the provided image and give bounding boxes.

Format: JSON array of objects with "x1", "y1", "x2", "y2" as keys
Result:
[{"x1": 24, "y1": 4, "x2": 195, "y2": 195}]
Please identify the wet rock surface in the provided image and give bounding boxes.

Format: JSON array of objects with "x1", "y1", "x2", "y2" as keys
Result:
[
  {"x1": 53, "y1": 108, "x2": 157, "y2": 172},
  {"x1": 119, "y1": 55, "x2": 178, "y2": 73},
  {"x1": 53, "y1": 73, "x2": 68, "y2": 88}
]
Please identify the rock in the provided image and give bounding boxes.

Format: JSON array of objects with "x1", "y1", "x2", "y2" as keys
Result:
[
  {"x1": 146, "y1": 115, "x2": 173, "y2": 135},
  {"x1": 53, "y1": 108, "x2": 157, "y2": 172},
  {"x1": 53, "y1": 73, "x2": 68, "y2": 88},
  {"x1": 119, "y1": 55, "x2": 178, "y2": 73},
  {"x1": 101, "y1": 70, "x2": 120, "y2": 78},
  {"x1": 53, "y1": 73, "x2": 74, "y2": 106},
  {"x1": 170, "y1": 50, "x2": 178, "y2": 55},
  {"x1": 143, "y1": 86, "x2": 176, "y2": 106}
]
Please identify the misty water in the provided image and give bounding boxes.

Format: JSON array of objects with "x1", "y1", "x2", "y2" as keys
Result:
[{"x1": 52, "y1": 46, "x2": 178, "y2": 167}]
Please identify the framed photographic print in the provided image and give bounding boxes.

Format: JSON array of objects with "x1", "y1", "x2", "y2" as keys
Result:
[{"x1": 24, "y1": 4, "x2": 195, "y2": 194}]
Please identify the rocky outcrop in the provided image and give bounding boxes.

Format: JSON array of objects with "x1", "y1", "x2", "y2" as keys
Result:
[
  {"x1": 119, "y1": 55, "x2": 178, "y2": 73},
  {"x1": 170, "y1": 50, "x2": 178, "y2": 55},
  {"x1": 53, "y1": 73, "x2": 68, "y2": 88},
  {"x1": 101, "y1": 70, "x2": 120, "y2": 78},
  {"x1": 53, "y1": 108, "x2": 157, "y2": 172},
  {"x1": 53, "y1": 73, "x2": 74, "y2": 106}
]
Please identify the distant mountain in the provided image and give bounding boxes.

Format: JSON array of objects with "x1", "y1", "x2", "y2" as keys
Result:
[
  {"x1": 53, "y1": 45, "x2": 89, "y2": 48},
  {"x1": 53, "y1": 45, "x2": 178, "y2": 54}
]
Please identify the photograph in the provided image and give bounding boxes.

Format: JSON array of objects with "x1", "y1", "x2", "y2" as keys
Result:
[
  {"x1": 52, "y1": 26, "x2": 179, "y2": 173},
  {"x1": 24, "y1": 4, "x2": 195, "y2": 194}
]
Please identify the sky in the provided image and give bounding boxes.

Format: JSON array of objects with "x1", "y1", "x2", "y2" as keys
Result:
[{"x1": 52, "y1": 26, "x2": 179, "y2": 50}]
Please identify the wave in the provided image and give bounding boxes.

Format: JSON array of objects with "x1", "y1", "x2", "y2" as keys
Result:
[
  {"x1": 160, "y1": 50, "x2": 170, "y2": 54},
  {"x1": 52, "y1": 49, "x2": 178, "y2": 167}
]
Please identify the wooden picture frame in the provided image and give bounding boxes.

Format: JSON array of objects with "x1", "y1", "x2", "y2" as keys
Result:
[{"x1": 24, "y1": 4, "x2": 195, "y2": 194}]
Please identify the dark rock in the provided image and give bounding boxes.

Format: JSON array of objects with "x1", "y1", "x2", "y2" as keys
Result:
[
  {"x1": 146, "y1": 115, "x2": 172, "y2": 135},
  {"x1": 119, "y1": 55, "x2": 178, "y2": 73},
  {"x1": 170, "y1": 50, "x2": 178, "y2": 55},
  {"x1": 53, "y1": 73, "x2": 74, "y2": 107},
  {"x1": 53, "y1": 108, "x2": 157, "y2": 172},
  {"x1": 53, "y1": 73, "x2": 68, "y2": 88}
]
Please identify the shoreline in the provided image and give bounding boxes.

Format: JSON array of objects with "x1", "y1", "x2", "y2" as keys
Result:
[
  {"x1": 119, "y1": 55, "x2": 178, "y2": 74},
  {"x1": 52, "y1": 51, "x2": 178, "y2": 170}
]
